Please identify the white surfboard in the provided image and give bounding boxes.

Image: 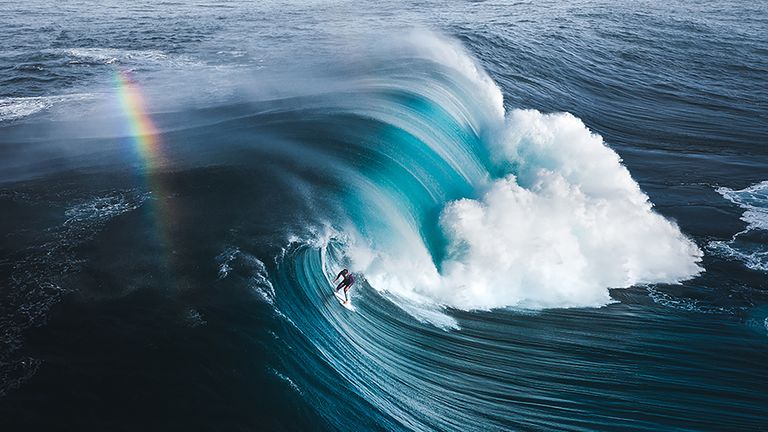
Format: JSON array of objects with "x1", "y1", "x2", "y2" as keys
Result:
[{"x1": 334, "y1": 291, "x2": 355, "y2": 311}]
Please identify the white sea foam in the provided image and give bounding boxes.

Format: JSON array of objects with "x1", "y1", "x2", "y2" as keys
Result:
[
  {"x1": 250, "y1": 260, "x2": 276, "y2": 305},
  {"x1": 646, "y1": 287, "x2": 734, "y2": 314},
  {"x1": 709, "y1": 241, "x2": 768, "y2": 272},
  {"x1": 184, "y1": 308, "x2": 207, "y2": 327},
  {"x1": 708, "y1": 180, "x2": 768, "y2": 272},
  {"x1": 269, "y1": 368, "x2": 302, "y2": 395},
  {"x1": 717, "y1": 181, "x2": 768, "y2": 232},
  {"x1": 346, "y1": 34, "x2": 704, "y2": 312},
  {"x1": 61, "y1": 48, "x2": 122, "y2": 65},
  {"x1": 50, "y1": 47, "x2": 198, "y2": 68},
  {"x1": 0, "y1": 97, "x2": 50, "y2": 121},
  {"x1": 64, "y1": 193, "x2": 145, "y2": 226},
  {"x1": 216, "y1": 246, "x2": 240, "y2": 279},
  {"x1": 0, "y1": 94, "x2": 93, "y2": 122},
  {"x1": 437, "y1": 110, "x2": 704, "y2": 309},
  {"x1": 216, "y1": 246, "x2": 276, "y2": 303}
]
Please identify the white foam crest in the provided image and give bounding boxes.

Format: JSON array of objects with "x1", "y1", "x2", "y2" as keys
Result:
[
  {"x1": 441, "y1": 110, "x2": 703, "y2": 308},
  {"x1": 348, "y1": 110, "x2": 703, "y2": 311}
]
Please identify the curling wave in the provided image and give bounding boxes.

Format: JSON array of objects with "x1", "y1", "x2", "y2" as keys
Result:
[{"x1": 300, "y1": 31, "x2": 705, "y2": 314}]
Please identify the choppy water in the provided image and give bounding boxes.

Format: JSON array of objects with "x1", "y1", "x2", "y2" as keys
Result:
[{"x1": 1, "y1": 1, "x2": 767, "y2": 431}]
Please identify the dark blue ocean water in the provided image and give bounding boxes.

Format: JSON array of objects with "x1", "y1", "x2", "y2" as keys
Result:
[{"x1": 1, "y1": 1, "x2": 767, "y2": 431}]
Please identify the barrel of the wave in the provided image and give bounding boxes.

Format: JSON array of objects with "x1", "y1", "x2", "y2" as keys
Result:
[{"x1": 114, "y1": 70, "x2": 178, "y2": 275}]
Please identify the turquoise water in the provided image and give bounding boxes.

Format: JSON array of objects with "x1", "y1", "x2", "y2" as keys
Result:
[{"x1": 1, "y1": 1, "x2": 767, "y2": 430}]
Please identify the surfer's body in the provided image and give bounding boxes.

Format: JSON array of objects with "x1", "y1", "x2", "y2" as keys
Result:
[{"x1": 334, "y1": 269, "x2": 355, "y2": 302}]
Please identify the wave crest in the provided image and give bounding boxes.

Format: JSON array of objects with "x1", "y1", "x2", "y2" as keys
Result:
[{"x1": 344, "y1": 33, "x2": 703, "y2": 312}]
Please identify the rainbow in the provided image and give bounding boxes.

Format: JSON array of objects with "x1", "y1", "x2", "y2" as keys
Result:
[
  {"x1": 114, "y1": 70, "x2": 177, "y2": 273},
  {"x1": 115, "y1": 70, "x2": 168, "y2": 171}
]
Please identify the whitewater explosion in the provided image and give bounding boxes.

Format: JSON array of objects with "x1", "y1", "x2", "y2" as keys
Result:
[{"x1": 338, "y1": 32, "x2": 704, "y2": 313}]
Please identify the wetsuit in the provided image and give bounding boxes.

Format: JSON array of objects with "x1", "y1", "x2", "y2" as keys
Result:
[{"x1": 335, "y1": 271, "x2": 355, "y2": 292}]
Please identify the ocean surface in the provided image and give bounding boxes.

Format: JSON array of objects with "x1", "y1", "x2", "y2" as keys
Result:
[{"x1": 1, "y1": 1, "x2": 767, "y2": 430}]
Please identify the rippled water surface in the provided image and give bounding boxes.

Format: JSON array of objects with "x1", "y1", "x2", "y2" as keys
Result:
[{"x1": 1, "y1": 1, "x2": 767, "y2": 431}]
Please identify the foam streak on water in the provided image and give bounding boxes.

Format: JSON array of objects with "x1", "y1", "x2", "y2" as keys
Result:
[{"x1": 709, "y1": 181, "x2": 768, "y2": 272}]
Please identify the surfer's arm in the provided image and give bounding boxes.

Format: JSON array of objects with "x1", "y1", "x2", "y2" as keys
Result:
[{"x1": 334, "y1": 270, "x2": 344, "y2": 282}]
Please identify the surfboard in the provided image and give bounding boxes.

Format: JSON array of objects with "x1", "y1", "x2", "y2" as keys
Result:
[{"x1": 334, "y1": 290, "x2": 354, "y2": 311}]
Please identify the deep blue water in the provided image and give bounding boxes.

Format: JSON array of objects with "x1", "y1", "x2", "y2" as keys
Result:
[{"x1": 1, "y1": 1, "x2": 767, "y2": 431}]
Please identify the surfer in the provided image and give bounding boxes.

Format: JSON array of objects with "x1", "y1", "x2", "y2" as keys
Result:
[{"x1": 334, "y1": 268, "x2": 355, "y2": 302}]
